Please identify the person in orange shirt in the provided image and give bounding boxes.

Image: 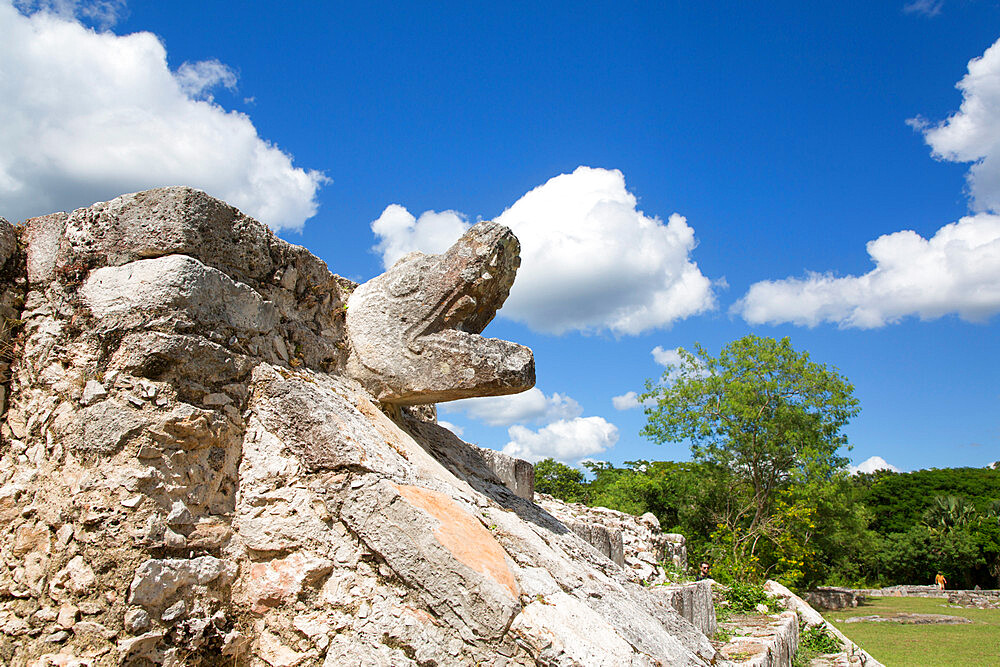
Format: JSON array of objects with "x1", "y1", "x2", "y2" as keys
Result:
[{"x1": 935, "y1": 571, "x2": 947, "y2": 591}]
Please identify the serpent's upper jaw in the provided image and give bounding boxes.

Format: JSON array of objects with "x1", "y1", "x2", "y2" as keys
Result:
[{"x1": 345, "y1": 221, "x2": 535, "y2": 405}]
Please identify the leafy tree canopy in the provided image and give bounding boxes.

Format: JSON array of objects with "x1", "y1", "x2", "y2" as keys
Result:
[
  {"x1": 640, "y1": 335, "x2": 859, "y2": 521},
  {"x1": 638, "y1": 335, "x2": 860, "y2": 586},
  {"x1": 533, "y1": 458, "x2": 587, "y2": 503}
]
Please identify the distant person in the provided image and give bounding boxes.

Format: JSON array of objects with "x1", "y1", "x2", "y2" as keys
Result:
[
  {"x1": 935, "y1": 571, "x2": 947, "y2": 591},
  {"x1": 696, "y1": 562, "x2": 711, "y2": 581}
]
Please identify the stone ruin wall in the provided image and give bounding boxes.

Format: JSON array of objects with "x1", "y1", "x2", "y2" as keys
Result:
[
  {"x1": 0, "y1": 188, "x2": 722, "y2": 667},
  {"x1": 534, "y1": 494, "x2": 687, "y2": 585}
]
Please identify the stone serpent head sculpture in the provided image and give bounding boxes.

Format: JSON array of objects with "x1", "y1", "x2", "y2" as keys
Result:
[{"x1": 345, "y1": 221, "x2": 535, "y2": 405}]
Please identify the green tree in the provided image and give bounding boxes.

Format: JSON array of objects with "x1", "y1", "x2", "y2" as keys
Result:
[
  {"x1": 640, "y1": 335, "x2": 860, "y2": 582},
  {"x1": 533, "y1": 458, "x2": 587, "y2": 503}
]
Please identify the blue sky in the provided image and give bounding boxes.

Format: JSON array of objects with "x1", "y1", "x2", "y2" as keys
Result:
[{"x1": 2, "y1": 0, "x2": 999, "y2": 472}]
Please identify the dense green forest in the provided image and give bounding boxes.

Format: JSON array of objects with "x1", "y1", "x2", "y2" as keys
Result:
[
  {"x1": 534, "y1": 335, "x2": 1000, "y2": 592},
  {"x1": 536, "y1": 459, "x2": 1000, "y2": 590}
]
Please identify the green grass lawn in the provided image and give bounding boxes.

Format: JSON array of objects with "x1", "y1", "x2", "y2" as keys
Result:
[{"x1": 824, "y1": 596, "x2": 1000, "y2": 666}]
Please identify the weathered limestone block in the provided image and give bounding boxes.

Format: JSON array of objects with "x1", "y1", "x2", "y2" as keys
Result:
[
  {"x1": 345, "y1": 221, "x2": 535, "y2": 404},
  {"x1": 128, "y1": 556, "x2": 236, "y2": 610},
  {"x1": 80, "y1": 255, "x2": 278, "y2": 333},
  {"x1": 510, "y1": 591, "x2": 663, "y2": 666},
  {"x1": 471, "y1": 444, "x2": 535, "y2": 500},
  {"x1": 566, "y1": 520, "x2": 625, "y2": 567},
  {"x1": 805, "y1": 586, "x2": 865, "y2": 610},
  {"x1": 653, "y1": 581, "x2": 716, "y2": 637},
  {"x1": 48, "y1": 396, "x2": 144, "y2": 453},
  {"x1": 23, "y1": 211, "x2": 67, "y2": 284},
  {"x1": 26, "y1": 187, "x2": 274, "y2": 285},
  {"x1": 245, "y1": 364, "x2": 407, "y2": 477},
  {"x1": 237, "y1": 551, "x2": 333, "y2": 614},
  {"x1": 338, "y1": 477, "x2": 522, "y2": 641},
  {"x1": 108, "y1": 331, "x2": 254, "y2": 399},
  {"x1": 718, "y1": 611, "x2": 798, "y2": 666}
]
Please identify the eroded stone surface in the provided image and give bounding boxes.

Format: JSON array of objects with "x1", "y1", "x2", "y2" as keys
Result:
[
  {"x1": 537, "y1": 493, "x2": 686, "y2": 585},
  {"x1": 345, "y1": 221, "x2": 535, "y2": 404},
  {"x1": 654, "y1": 581, "x2": 716, "y2": 637},
  {"x1": 0, "y1": 189, "x2": 718, "y2": 666}
]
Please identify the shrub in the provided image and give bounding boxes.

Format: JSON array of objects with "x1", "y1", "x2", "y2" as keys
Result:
[{"x1": 724, "y1": 582, "x2": 783, "y2": 614}]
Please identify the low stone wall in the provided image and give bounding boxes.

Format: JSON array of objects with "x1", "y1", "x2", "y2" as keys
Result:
[
  {"x1": 947, "y1": 590, "x2": 1000, "y2": 609},
  {"x1": 653, "y1": 581, "x2": 716, "y2": 637},
  {"x1": 766, "y1": 581, "x2": 884, "y2": 667},
  {"x1": 859, "y1": 585, "x2": 942, "y2": 598},
  {"x1": 535, "y1": 494, "x2": 687, "y2": 584},
  {"x1": 806, "y1": 587, "x2": 865, "y2": 610},
  {"x1": 850, "y1": 585, "x2": 1000, "y2": 600}
]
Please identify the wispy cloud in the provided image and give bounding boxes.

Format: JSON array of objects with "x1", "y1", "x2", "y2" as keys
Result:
[
  {"x1": 174, "y1": 60, "x2": 238, "y2": 101},
  {"x1": 14, "y1": 0, "x2": 127, "y2": 29},
  {"x1": 903, "y1": 0, "x2": 944, "y2": 17}
]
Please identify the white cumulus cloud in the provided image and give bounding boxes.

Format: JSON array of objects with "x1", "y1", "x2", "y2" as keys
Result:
[
  {"x1": 916, "y1": 37, "x2": 1000, "y2": 214},
  {"x1": 370, "y1": 166, "x2": 715, "y2": 335},
  {"x1": 736, "y1": 38, "x2": 1000, "y2": 329},
  {"x1": 612, "y1": 391, "x2": 640, "y2": 410},
  {"x1": 371, "y1": 205, "x2": 470, "y2": 269},
  {"x1": 651, "y1": 345, "x2": 683, "y2": 367},
  {"x1": 441, "y1": 388, "x2": 582, "y2": 427},
  {"x1": 735, "y1": 213, "x2": 1000, "y2": 327},
  {"x1": 0, "y1": 2, "x2": 325, "y2": 230},
  {"x1": 502, "y1": 417, "x2": 619, "y2": 464},
  {"x1": 611, "y1": 390, "x2": 658, "y2": 411},
  {"x1": 848, "y1": 456, "x2": 901, "y2": 475}
]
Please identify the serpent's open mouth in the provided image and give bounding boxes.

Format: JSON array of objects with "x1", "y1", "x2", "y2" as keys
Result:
[{"x1": 345, "y1": 220, "x2": 534, "y2": 405}]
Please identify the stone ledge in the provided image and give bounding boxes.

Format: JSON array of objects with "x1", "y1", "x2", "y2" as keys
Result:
[
  {"x1": 718, "y1": 611, "x2": 798, "y2": 666},
  {"x1": 653, "y1": 580, "x2": 716, "y2": 637}
]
